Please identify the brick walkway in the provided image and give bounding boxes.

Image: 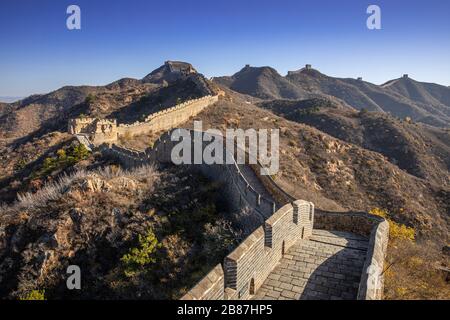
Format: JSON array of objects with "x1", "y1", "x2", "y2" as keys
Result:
[
  {"x1": 238, "y1": 163, "x2": 275, "y2": 203},
  {"x1": 253, "y1": 230, "x2": 369, "y2": 300}
]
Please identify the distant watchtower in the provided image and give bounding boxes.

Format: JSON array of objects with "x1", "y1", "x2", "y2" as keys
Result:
[
  {"x1": 403, "y1": 74, "x2": 409, "y2": 79},
  {"x1": 305, "y1": 64, "x2": 312, "y2": 70},
  {"x1": 245, "y1": 64, "x2": 250, "y2": 68},
  {"x1": 357, "y1": 77, "x2": 363, "y2": 81}
]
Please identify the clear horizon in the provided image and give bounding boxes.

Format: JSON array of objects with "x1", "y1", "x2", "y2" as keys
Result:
[{"x1": 1, "y1": 0, "x2": 449, "y2": 97}]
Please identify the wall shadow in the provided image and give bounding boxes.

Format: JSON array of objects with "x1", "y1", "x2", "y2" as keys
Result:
[{"x1": 296, "y1": 239, "x2": 366, "y2": 300}]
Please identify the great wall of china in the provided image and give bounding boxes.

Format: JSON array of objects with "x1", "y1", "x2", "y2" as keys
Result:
[
  {"x1": 69, "y1": 92, "x2": 389, "y2": 301},
  {"x1": 69, "y1": 94, "x2": 222, "y2": 144}
]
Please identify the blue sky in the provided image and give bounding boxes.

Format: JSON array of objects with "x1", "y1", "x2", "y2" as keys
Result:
[{"x1": 0, "y1": 0, "x2": 449, "y2": 97}]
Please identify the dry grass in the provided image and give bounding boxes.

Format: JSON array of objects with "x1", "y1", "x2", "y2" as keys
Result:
[
  {"x1": 2, "y1": 164, "x2": 158, "y2": 215},
  {"x1": 384, "y1": 240, "x2": 449, "y2": 300},
  {"x1": 118, "y1": 130, "x2": 163, "y2": 151}
]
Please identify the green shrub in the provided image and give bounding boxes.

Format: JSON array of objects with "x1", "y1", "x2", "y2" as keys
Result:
[
  {"x1": 14, "y1": 159, "x2": 28, "y2": 171},
  {"x1": 70, "y1": 144, "x2": 90, "y2": 162},
  {"x1": 56, "y1": 148, "x2": 67, "y2": 160},
  {"x1": 121, "y1": 229, "x2": 162, "y2": 277},
  {"x1": 85, "y1": 94, "x2": 96, "y2": 104},
  {"x1": 20, "y1": 289, "x2": 46, "y2": 300},
  {"x1": 34, "y1": 143, "x2": 91, "y2": 178},
  {"x1": 297, "y1": 106, "x2": 320, "y2": 116}
]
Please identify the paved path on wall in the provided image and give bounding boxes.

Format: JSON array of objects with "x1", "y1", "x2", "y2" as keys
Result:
[
  {"x1": 237, "y1": 164, "x2": 276, "y2": 204},
  {"x1": 75, "y1": 134, "x2": 94, "y2": 152},
  {"x1": 253, "y1": 230, "x2": 369, "y2": 300}
]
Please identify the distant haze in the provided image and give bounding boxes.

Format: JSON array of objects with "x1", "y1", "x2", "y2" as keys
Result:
[{"x1": 0, "y1": 97, "x2": 23, "y2": 103}]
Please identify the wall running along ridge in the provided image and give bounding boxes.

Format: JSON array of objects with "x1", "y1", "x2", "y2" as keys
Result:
[
  {"x1": 117, "y1": 95, "x2": 219, "y2": 137},
  {"x1": 94, "y1": 128, "x2": 389, "y2": 300},
  {"x1": 100, "y1": 129, "x2": 278, "y2": 231},
  {"x1": 68, "y1": 94, "x2": 220, "y2": 144},
  {"x1": 183, "y1": 200, "x2": 314, "y2": 300},
  {"x1": 72, "y1": 90, "x2": 389, "y2": 300}
]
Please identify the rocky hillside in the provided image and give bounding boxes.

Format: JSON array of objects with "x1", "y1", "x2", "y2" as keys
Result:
[
  {"x1": 257, "y1": 98, "x2": 450, "y2": 187},
  {"x1": 214, "y1": 65, "x2": 450, "y2": 127},
  {"x1": 0, "y1": 61, "x2": 214, "y2": 140},
  {"x1": 384, "y1": 77, "x2": 450, "y2": 107},
  {"x1": 0, "y1": 83, "x2": 158, "y2": 140},
  {"x1": 0, "y1": 164, "x2": 240, "y2": 299},
  {"x1": 0, "y1": 62, "x2": 216, "y2": 204},
  {"x1": 0, "y1": 103, "x2": 7, "y2": 114},
  {"x1": 213, "y1": 65, "x2": 310, "y2": 100},
  {"x1": 0, "y1": 61, "x2": 217, "y2": 202},
  {"x1": 185, "y1": 94, "x2": 449, "y2": 244}
]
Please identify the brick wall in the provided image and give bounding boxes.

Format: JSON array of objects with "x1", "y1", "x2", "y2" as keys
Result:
[
  {"x1": 357, "y1": 220, "x2": 389, "y2": 300},
  {"x1": 97, "y1": 128, "x2": 389, "y2": 301},
  {"x1": 69, "y1": 94, "x2": 219, "y2": 145},
  {"x1": 101, "y1": 129, "x2": 278, "y2": 232},
  {"x1": 182, "y1": 200, "x2": 314, "y2": 300},
  {"x1": 180, "y1": 264, "x2": 225, "y2": 300},
  {"x1": 117, "y1": 95, "x2": 219, "y2": 138}
]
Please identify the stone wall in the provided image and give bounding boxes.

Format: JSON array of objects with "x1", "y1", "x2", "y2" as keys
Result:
[
  {"x1": 358, "y1": 220, "x2": 389, "y2": 300},
  {"x1": 180, "y1": 264, "x2": 225, "y2": 300},
  {"x1": 68, "y1": 118, "x2": 118, "y2": 144},
  {"x1": 95, "y1": 127, "x2": 389, "y2": 301},
  {"x1": 117, "y1": 95, "x2": 219, "y2": 138},
  {"x1": 100, "y1": 129, "x2": 277, "y2": 231},
  {"x1": 249, "y1": 163, "x2": 295, "y2": 205},
  {"x1": 68, "y1": 94, "x2": 219, "y2": 145},
  {"x1": 182, "y1": 200, "x2": 314, "y2": 300}
]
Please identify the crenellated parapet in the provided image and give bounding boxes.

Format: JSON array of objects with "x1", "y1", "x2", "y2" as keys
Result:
[
  {"x1": 182, "y1": 200, "x2": 314, "y2": 300},
  {"x1": 69, "y1": 94, "x2": 220, "y2": 145},
  {"x1": 94, "y1": 121, "x2": 389, "y2": 301},
  {"x1": 68, "y1": 118, "x2": 118, "y2": 144},
  {"x1": 97, "y1": 127, "x2": 389, "y2": 300},
  {"x1": 101, "y1": 129, "x2": 278, "y2": 229}
]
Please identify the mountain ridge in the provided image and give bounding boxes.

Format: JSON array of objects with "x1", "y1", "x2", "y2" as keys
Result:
[{"x1": 214, "y1": 65, "x2": 450, "y2": 127}]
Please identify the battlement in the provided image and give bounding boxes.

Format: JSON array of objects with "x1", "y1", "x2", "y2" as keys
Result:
[
  {"x1": 141, "y1": 95, "x2": 217, "y2": 123},
  {"x1": 68, "y1": 117, "x2": 118, "y2": 144},
  {"x1": 164, "y1": 60, "x2": 196, "y2": 74},
  {"x1": 181, "y1": 200, "x2": 314, "y2": 300},
  {"x1": 69, "y1": 94, "x2": 220, "y2": 144},
  {"x1": 97, "y1": 127, "x2": 389, "y2": 301}
]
